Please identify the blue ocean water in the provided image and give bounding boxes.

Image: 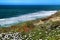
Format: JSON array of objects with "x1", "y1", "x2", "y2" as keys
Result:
[
  {"x1": 0, "y1": 5, "x2": 60, "y2": 19},
  {"x1": 0, "y1": 5, "x2": 59, "y2": 26}
]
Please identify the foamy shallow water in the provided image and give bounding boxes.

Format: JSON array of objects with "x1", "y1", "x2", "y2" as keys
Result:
[{"x1": 0, "y1": 11, "x2": 57, "y2": 27}]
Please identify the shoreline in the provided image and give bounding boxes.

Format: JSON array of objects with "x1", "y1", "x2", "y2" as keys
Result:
[
  {"x1": 0, "y1": 11, "x2": 60, "y2": 40},
  {"x1": 0, "y1": 11, "x2": 57, "y2": 27}
]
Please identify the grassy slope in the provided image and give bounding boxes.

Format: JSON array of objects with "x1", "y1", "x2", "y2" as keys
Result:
[{"x1": 0, "y1": 11, "x2": 60, "y2": 40}]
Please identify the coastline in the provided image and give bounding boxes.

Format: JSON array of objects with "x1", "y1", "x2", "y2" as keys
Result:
[
  {"x1": 0, "y1": 11, "x2": 57, "y2": 27},
  {"x1": 0, "y1": 11, "x2": 60, "y2": 40}
]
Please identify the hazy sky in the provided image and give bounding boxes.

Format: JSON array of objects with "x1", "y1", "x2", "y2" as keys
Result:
[{"x1": 0, "y1": 0, "x2": 60, "y2": 5}]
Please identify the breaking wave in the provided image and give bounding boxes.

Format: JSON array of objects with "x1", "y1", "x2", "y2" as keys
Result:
[{"x1": 0, "y1": 11, "x2": 57, "y2": 26}]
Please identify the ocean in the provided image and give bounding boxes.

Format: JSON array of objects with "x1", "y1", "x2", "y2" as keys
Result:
[{"x1": 0, "y1": 5, "x2": 59, "y2": 26}]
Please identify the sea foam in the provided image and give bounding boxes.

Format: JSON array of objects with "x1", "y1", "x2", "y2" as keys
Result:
[{"x1": 0, "y1": 11, "x2": 57, "y2": 26}]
